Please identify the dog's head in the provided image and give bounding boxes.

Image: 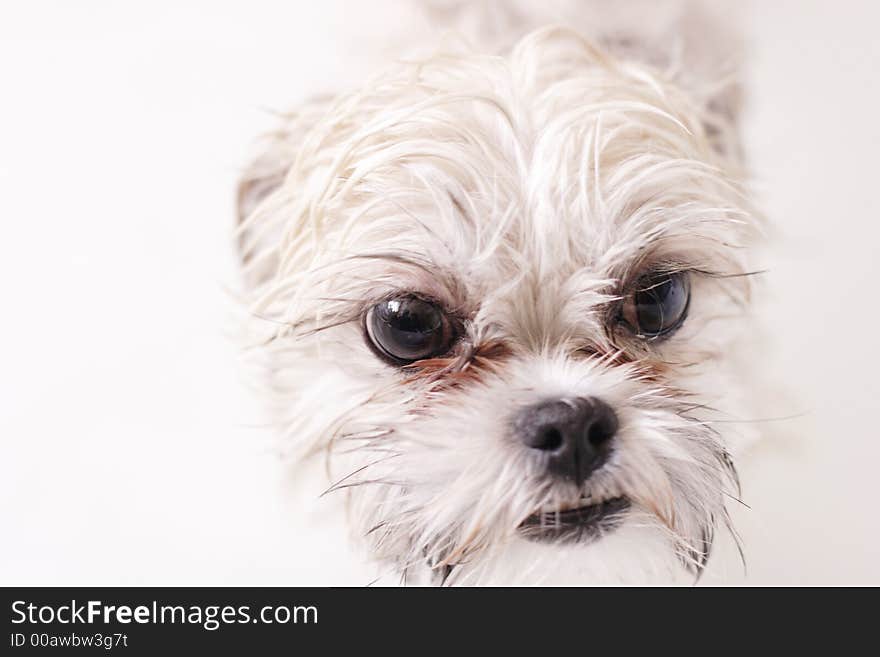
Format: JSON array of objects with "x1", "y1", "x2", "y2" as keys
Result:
[{"x1": 238, "y1": 28, "x2": 760, "y2": 584}]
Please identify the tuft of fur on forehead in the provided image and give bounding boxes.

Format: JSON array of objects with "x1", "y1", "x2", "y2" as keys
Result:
[
  {"x1": 239, "y1": 27, "x2": 752, "y2": 290},
  {"x1": 237, "y1": 25, "x2": 760, "y2": 584}
]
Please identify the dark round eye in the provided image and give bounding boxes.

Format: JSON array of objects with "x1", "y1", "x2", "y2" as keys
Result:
[
  {"x1": 365, "y1": 296, "x2": 456, "y2": 365},
  {"x1": 623, "y1": 271, "x2": 691, "y2": 339}
]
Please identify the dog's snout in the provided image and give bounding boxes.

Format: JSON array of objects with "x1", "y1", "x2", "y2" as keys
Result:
[{"x1": 515, "y1": 397, "x2": 618, "y2": 485}]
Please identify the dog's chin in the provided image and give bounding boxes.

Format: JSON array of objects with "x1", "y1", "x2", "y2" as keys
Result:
[
  {"x1": 432, "y1": 512, "x2": 691, "y2": 586},
  {"x1": 518, "y1": 496, "x2": 630, "y2": 544}
]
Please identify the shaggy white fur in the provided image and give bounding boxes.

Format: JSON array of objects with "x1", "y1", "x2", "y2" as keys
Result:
[{"x1": 236, "y1": 1, "x2": 762, "y2": 585}]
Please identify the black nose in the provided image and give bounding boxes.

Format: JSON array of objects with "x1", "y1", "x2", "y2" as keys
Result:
[{"x1": 514, "y1": 397, "x2": 618, "y2": 485}]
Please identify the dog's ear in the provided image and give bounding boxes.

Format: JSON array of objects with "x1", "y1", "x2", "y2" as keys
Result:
[
  {"x1": 600, "y1": 1, "x2": 745, "y2": 164},
  {"x1": 672, "y1": 2, "x2": 745, "y2": 165},
  {"x1": 235, "y1": 97, "x2": 333, "y2": 288},
  {"x1": 658, "y1": 1, "x2": 745, "y2": 165},
  {"x1": 417, "y1": 0, "x2": 745, "y2": 163},
  {"x1": 237, "y1": 150, "x2": 289, "y2": 231},
  {"x1": 235, "y1": 131, "x2": 294, "y2": 288},
  {"x1": 699, "y1": 81, "x2": 743, "y2": 164}
]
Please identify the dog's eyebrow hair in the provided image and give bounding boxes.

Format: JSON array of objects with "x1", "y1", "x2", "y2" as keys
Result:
[
  {"x1": 342, "y1": 252, "x2": 468, "y2": 301},
  {"x1": 343, "y1": 252, "x2": 438, "y2": 273},
  {"x1": 692, "y1": 268, "x2": 768, "y2": 279}
]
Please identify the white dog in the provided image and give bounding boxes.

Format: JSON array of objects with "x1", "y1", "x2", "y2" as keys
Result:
[{"x1": 236, "y1": 0, "x2": 762, "y2": 585}]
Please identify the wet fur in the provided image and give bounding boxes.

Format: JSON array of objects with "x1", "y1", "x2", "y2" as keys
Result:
[{"x1": 236, "y1": 1, "x2": 760, "y2": 585}]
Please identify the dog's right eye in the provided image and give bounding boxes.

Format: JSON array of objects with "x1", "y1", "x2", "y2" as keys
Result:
[{"x1": 365, "y1": 296, "x2": 456, "y2": 365}]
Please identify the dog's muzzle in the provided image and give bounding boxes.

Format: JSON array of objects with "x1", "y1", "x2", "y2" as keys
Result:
[{"x1": 513, "y1": 396, "x2": 627, "y2": 543}]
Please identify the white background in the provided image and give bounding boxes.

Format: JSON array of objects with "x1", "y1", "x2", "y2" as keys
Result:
[{"x1": 1, "y1": 1, "x2": 878, "y2": 585}]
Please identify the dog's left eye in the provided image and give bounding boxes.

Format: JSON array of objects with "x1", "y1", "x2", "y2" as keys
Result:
[
  {"x1": 365, "y1": 296, "x2": 456, "y2": 365},
  {"x1": 621, "y1": 270, "x2": 691, "y2": 339}
]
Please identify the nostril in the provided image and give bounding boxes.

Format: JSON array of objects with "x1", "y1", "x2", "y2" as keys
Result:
[
  {"x1": 587, "y1": 419, "x2": 614, "y2": 447},
  {"x1": 534, "y1": 426, "x2": 563, "y2": 451}
]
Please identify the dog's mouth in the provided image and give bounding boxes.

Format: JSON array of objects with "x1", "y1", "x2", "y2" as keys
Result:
[{"x1": 518, "y1": 496, "x2": 630, "y2": 543}]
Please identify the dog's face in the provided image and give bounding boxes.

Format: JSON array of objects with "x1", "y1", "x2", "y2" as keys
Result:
[{"x1": 239, "y1": 29, "x2": 759, "y2": 584}]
